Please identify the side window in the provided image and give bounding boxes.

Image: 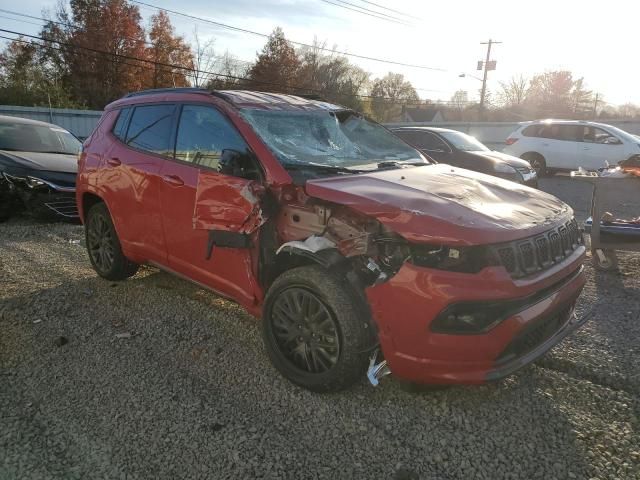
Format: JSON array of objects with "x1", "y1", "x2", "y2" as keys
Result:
[
  {"x1": 584, "y1": 127, "x2": 620, "y2": 144},
  {"x1": 415, "y1": 132, "x2": 449, "y2": 151},
  {"x1": 522, "y1": 125, "x2": 542, "y2": 137},
  {"x1": 558, "y1": 125, "x2": 582, "y2": 142},
  {"x1": 112, "y1": 107, "x2": 131, "y2": 141},
  {"x1": 126, "y1": 104, "x2": 176, "y2": 156},
  {"x1": 175, "y1": 105, "x2": 250, "y2": 172},
  {"x1": 539, "y1": 124, "x2": 579, "y2": 141},
  {"x1": 399, "y1": 131, "x2": 448, "y2": 151}
]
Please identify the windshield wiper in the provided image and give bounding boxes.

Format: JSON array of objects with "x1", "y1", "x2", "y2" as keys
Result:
[
  {"x1": 376, "y1": 160, "x2": 429, "y2": 169},
  {"x1": 282, "y1": 162, "x2": 366, "y2": 174}
]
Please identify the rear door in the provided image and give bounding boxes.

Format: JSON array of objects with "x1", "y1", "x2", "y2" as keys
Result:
[
  {"x1": 100, "y1": 103, "x2": 177, "y2": 263},
  {"x1": 536, "y1": 124, "x2": 580, "y2": 169},
  {"x1": 159, "y1": 103, "x2": 264, "y2": 306}
]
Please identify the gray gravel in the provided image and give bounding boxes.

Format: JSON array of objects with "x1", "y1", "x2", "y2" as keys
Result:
[{"x1": 1, "y1": 177, "x2": 639, "y2": 480}]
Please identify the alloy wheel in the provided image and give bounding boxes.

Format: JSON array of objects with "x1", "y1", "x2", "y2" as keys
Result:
[
  {"x1": 87, "y1": 213, "x2": 115, "y2": 272},
  {"x1": 270, "y1": 287, "x2": 341, "y2": 374}
]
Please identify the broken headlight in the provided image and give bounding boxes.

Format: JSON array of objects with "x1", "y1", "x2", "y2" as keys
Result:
[
  {"x1": 3, "y1": 173, "x2": 48, "y2": 189},
  {"x1": 409, "y1": 245, "x2": 499, "y2": 274}
]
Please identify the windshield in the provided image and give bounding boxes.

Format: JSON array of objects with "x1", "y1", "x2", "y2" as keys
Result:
[
  {"x1": 439, "y1": 131, "x2": 489, "y2": 152},
  {"x1": 607, "y1": 126, "x2": 639, "y2": 144},
  {"x1": 240, "y1": 109, "x2": 424, "y2": 169},
  {"x1": 0, "y1": 121, "x2": 81, "y2": 154}
]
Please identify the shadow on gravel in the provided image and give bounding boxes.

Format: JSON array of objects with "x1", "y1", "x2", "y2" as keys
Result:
[{"x1": 1, "y1": 270, "x2": 596, "y2": 480}]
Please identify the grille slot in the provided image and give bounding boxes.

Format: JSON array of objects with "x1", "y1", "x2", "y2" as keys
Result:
[
  {"x1": 44, "y1": 198, "x2": 79, "y2": 218},
  {"x1": 491, "y1": 219, "x2": 582, "y2": 279},
  {"x1": 497, "y1": 247, "x2": 517, "y2": 274}
]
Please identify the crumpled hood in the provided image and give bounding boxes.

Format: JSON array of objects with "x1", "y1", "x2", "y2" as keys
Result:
[
  {"x1": 0, "y1": 150, "x2": 77, "y2": 173},
  {"x1": 305, "y1": 164, "x2": 571, "y2": 246}
]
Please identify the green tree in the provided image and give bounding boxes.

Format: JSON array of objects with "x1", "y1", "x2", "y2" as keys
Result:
[
  {"x1": 145, "y1": 11, "x2": 194, "y2": 88},
  {"x1": 247, "y1": 27, "x2": 301, "y2": 93},
  {"x1": 0, "y1": 38, "x2": 79, "y2": 107},
  {"x1": 370, "y1": 72, "x2": 419, "y2": 121}
]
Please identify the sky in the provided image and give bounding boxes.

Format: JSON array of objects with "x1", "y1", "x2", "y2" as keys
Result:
[{"x1": 4, "y1": 0, "x2": 640, "y2": 106}]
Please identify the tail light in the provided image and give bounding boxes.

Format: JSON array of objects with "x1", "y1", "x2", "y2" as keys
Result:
[{"x1": 505, "y1": 137, "x2": 519, "y2": 145}]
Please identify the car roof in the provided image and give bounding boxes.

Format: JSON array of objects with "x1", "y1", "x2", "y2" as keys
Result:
[
  {"x1": 0, "y1": 114, "x2": 63, "y2": 129},
  {"x1": 391, "y1": 126, "x2": 459, "y2": 134},
  {"x1": 519, "y1": 119, "x2": 617, "y2": 129},
  {"x1": 112, "y1": 88, "x2": 345, "y2": 112}
]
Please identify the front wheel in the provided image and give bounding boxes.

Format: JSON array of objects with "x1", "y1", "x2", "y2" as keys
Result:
[
  {"x1": 522, "y1": 153, "x2": 548, "y2": 177},
  {"x1": 85, "y1": 202, "x2": 139, "y2": 280},
  {"x1": 262, "y1": 266, "x2": 373, "y2": 392}
]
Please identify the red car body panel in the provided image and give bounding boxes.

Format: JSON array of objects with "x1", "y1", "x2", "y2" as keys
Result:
[
  {"x1": 366, "y1": 248, "x2": 586, "y2": 383},
  {"x1": 77, "y1": 89, "x2": 588, "y2": 385}
]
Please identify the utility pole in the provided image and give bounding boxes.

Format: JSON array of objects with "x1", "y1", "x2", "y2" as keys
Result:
[{"x1": 479, "y1": 39, "x2": 501, "y2": 120}]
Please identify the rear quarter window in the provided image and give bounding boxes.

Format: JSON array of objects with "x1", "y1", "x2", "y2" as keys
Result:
[
  {"x1": 522, "y1": 125, "x2": 542, "y2": 137},
  {"x1": 112, "y1": 107, "x2": 131, "y2": 141}
]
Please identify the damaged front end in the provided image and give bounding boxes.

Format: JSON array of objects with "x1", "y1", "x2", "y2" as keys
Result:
[{"x1": 0, "y1": 171, "x2": 78, "y2": 219}]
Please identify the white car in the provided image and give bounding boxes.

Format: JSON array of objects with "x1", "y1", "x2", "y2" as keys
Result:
[{"x1": 503, "y1": 120, "x2": 640, "y2": 176}]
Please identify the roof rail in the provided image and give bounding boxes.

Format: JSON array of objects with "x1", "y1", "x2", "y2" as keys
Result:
[{"x1": 124, "y1": 87, "x2": 211, "y2": 98}]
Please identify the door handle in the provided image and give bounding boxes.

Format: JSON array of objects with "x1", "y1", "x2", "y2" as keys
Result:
[
  {"x1": 106, "y1": 157, "x2": 121, "y2": 167},
  {"x1": 162, "y1": 174, "x2": 184, "y2": 187}
]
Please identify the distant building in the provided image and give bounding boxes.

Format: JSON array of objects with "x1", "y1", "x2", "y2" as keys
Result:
[{"x1": 401, "y1": 105, "x2": 446, "y2": 123}]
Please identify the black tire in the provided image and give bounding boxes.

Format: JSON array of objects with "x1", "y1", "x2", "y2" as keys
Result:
[
  {"x1": 262, "y1": 265, "x2": 372, "y2": 392},
  {"x1": 85, "y1": 202, "x2": 139, "y2": 281},
  {"x1": 521, "y1": 152, "x2": 548, "y2": 177},
  {"x1": 591, "y1": 249, "x2": 618, "y2": 272}
]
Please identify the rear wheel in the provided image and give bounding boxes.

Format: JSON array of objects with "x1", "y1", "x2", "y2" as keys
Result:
[
  {"x1": 262, "y1": 266, "x2": 372, "y2": 392},
  {"x1": 85, "y1": 202, "x2": 139, "y2": 280},
  {"x1": 522, "y1": 153, "x2": 548, "y2": 177}
]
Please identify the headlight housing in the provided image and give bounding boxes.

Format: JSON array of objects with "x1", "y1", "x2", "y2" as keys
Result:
[
  {"x1": 493, "y1": 162, "x2": 518, "y2": 174},
  {"x1": 409, "y1": 244, "x2": 500, "y2": 273},
  {"x1": 3, "y1": 173, "x2": 49, "y2": 189}
]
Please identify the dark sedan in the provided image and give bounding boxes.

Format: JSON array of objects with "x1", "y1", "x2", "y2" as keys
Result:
[
  {"x1": 392, "y1": 126, "x2": 538, "y2": 188},
  {"x1": 0, "y1": 115, "x2": 81, "y2": 221}
]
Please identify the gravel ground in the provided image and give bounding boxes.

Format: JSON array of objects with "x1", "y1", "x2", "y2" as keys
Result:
[{"x1": 1, "y1": 177, "x2": 639, "y2": 480}]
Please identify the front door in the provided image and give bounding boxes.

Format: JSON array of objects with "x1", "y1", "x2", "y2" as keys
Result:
[
  {"x1": 159, "y1": 104, "x2": 264, "y2": 307},
  {"x1": 579, "y1": 126, "x2": 626, "y2": 170}
]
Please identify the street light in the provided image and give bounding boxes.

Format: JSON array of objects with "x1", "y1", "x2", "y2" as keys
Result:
[{"x1": 458, "y1": 73, "x2": 483, "y2": 82}]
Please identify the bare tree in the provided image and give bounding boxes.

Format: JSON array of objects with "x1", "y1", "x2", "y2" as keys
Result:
[
  {"x1": 191, "y1": 27, "x2": 217, "y2": 88},
  {"x1": 498, "y1": 75, "x2": 529, "y2": 108}
]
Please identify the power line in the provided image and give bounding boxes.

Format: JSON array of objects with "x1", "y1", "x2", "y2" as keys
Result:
[
  {"x1": 318, "y1": 0, "x2": 415, "y2": 26},
  {"x1": 354, "y1": 0, "x2": 416, "y2": 19},
  {"x1": 0, "y1": 29, "x2": 468, "y2": 105},
  {"x1": 0, "y1": 8, "x2": 254, "y2": 66},
  {"x1": 130, "y1": 0, "x2": 448, "y2": 72}
]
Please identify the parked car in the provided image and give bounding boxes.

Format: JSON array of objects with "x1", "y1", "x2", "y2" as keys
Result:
[
  {"x1": 504, "y1": 120, "x2": 640, "y2": 176},
  {"x1": 391, "y1": 126, "x2": 538, "y2": 187},
  {"x1": 77, "y1": 88, "x2": 587, "y2": 392},
  {"x1": 0, "y1": 115, "x2": 81, "y2": 221}
]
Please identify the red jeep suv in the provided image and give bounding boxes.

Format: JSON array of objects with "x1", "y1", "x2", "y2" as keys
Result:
[{"x1": 77, "y1": 88, "x2": 587, "y2": 392}]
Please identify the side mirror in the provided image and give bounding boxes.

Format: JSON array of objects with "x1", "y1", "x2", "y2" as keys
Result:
[
  {"x1": 603, "y1": 136, "x2": 622, "y2": 145},
  {"x1": 218, "y1": 149, "x2": 261, "y2": 180}
]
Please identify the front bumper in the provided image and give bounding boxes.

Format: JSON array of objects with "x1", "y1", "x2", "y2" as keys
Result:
[
  {"x1": 365, "y1": 246, "x2": 586, "y2": 384},
  {"x1": 1, "y1": 174, "x2": 78, "y2": 219}
]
